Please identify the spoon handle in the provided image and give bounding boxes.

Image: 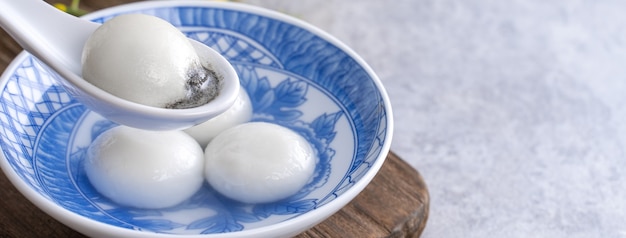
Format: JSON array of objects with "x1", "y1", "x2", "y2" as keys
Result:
[{"x1": 0, "y1": 0, "x2": 98, "y2": 75}]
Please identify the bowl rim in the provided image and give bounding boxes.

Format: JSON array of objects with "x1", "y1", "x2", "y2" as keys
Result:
[{"x1": 0, "y1": 1, "x2": 394, "y2": 237}]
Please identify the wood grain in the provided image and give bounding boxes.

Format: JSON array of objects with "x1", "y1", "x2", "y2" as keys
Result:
[
  {"x1": 0, "y1": 1, "x2": 430, "y2": 237},
  {"x1": 296, "y1": 152, "x2": 430, "y2": 238}
]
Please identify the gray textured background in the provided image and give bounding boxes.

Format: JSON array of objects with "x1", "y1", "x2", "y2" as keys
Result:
[{"x1": 243, "y1": 0, "x2": 626, "y2": 237}]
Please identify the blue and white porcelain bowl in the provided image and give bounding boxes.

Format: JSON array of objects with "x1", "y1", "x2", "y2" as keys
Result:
[{"x1": 0, "y1": 1, "x2": 393, "y2": 237}]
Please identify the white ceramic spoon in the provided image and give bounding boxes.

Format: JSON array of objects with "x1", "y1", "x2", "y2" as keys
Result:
[{"x1": 0, "y1": 0, "x2": 239, "y2": 130}]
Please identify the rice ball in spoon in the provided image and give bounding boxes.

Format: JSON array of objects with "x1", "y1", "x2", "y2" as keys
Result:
[
  {"x1": 204, "y1": 122, "x2": 316, "y2": 204},
  {"x1": 84, "y1": 126, "x2": 204, "y2": 209},
  {"x1": 81, "y1": 14, "x2": 219, "y2": 109}
]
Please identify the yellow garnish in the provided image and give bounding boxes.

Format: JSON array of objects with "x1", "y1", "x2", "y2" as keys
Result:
[
  {"x1": 52, "y1": 0, "x2": 87, "y2": 16},
  {"x1": 53, "y1": 3, "x2": 67, "y2": 12}
]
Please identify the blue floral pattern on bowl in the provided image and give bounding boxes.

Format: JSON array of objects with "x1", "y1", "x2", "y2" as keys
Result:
[{"x1": 0, "y1": 3, "x2": 390, "y2": 235}]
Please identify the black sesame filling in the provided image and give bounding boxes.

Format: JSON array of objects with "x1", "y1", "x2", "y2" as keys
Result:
[{"x1": 165, "y1": 64, "x2": 222, "y2": 109}]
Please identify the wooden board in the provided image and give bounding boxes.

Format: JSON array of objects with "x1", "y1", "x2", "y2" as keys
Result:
[
  {"x1": 0, "y1": 1, "x2": 430, "y2": 236},
  {"x1": 297, "y1": 152, "x2": 430, "y2": 238}
]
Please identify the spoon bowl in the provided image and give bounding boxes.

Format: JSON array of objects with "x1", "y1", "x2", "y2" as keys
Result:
[{"x1": 0, "y1": 0, "x2": 239, "y2": 130}]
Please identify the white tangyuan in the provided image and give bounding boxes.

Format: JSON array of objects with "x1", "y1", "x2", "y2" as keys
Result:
[
  {"x1": 81, "y1": 14, "x2": 219, "y2": 109},
  {"x1": 204, "y1": 122, "x2": 316, "y2": 204},
  {"x1": 84, "y1": 126, "x2": 204, "y2": 209},
  {"x1": 184, "y1": 88, "x2": 253, "y2": 148}
]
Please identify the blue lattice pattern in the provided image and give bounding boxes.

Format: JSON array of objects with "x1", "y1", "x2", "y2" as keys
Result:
[
  {"x1": 0, "y1": 56, "x2": 74, "y2": 197},
  {"x1": 186, "y1": 31, "x2": 282, "y2": 68}
]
